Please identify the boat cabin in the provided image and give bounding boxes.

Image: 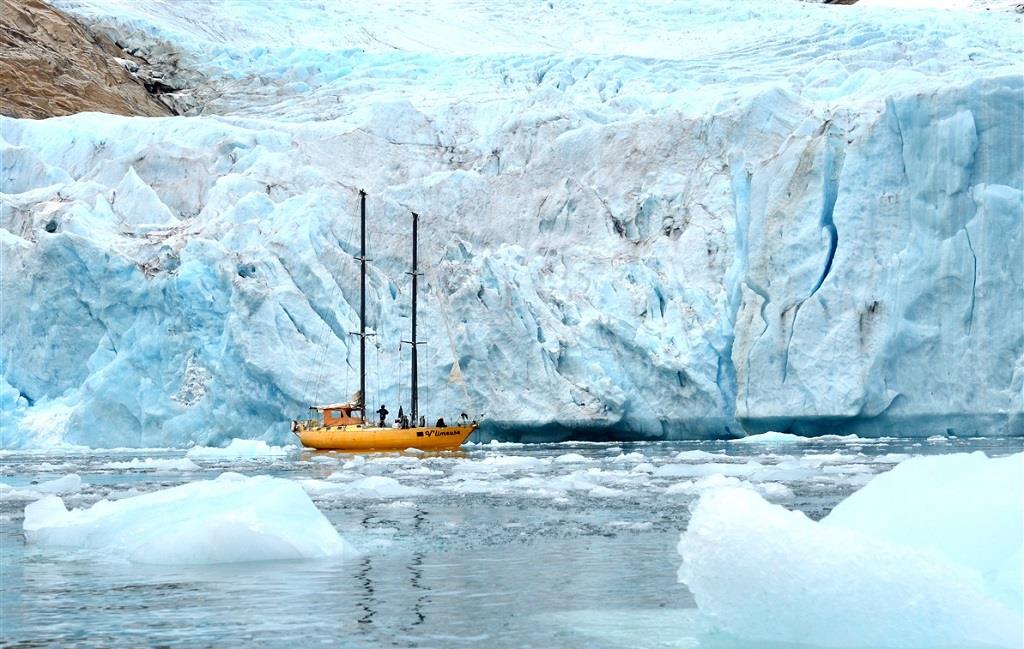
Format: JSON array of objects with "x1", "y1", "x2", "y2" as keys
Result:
[{"x1": 311, "y1": 403, "x2": 363, "y2": 427}]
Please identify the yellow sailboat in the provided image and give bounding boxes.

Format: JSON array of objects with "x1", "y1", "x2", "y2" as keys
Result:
[{"x1": 292, "y1": 190, "x2": 479, "y2": 451}]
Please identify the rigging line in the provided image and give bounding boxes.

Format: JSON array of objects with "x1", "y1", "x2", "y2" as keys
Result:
[
  {"x1": 309, "y1": 190, "x2": 362, "y2": 405},
  {"x1": 396, "y1": 342, "x2": 404, "y2": 415},
  {"x1": 375, "y1": 341, "x2": 382, "y2": 419},
  {"x1": 309, "y1": 313, "x2": 332, "y2": 404},
  {"x1": 428, "y1": 262, "x2": 472, "y2": 408}
]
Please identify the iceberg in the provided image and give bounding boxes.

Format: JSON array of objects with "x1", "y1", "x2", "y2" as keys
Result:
[
  {"x1": 677, "y1": 452, "x2": 1024, "y2": 648},
  {"x1": 23, "y1": 473, "x2": 350, "y2": 564},
  {"x1": 0, "y1": 1, "x2": 1021, "y2": 448}
]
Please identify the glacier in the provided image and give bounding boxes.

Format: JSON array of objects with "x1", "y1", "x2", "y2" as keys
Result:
[{"x1": 1, "y1": 0, "x2": 1022, "y2": 448}]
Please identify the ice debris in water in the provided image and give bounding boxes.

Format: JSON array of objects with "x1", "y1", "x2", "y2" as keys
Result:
[
  {"x1": 186, "y1": 439, "x2": 293, "y2": 459},
  {"x1": 1, "y1": 474, "x2": 83, "y2": 500},
  {"x1": 23, "y1": 473, "x2": 350, "y2": 564},
  {"x1": 677, "y1": 452, "x2": 1024, "y2": 648},
  {"x1": 99, "y1": 457, "x2": 201, "y2": 471},
  {"x1": 730, "y1": 431, "x2": 866, "y2": 444},
  {"x1": 553, "y1": 452, "x2": 589, "y2": 464},
  {"x1": 302, "y1": 475, "x2": 428, "y2": 498},
  {"x1": 664, "y1": 475, "x2": 793, "y2": 499}
]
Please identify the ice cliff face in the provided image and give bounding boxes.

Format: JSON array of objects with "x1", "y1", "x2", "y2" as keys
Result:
[{"x1": 1, "y1": 1, "x2": 1021, "y2": 447}]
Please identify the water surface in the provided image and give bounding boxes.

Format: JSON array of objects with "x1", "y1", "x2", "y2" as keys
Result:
[{"x1": 2, "y1": 435, "x2": 1020, "y2": 648}]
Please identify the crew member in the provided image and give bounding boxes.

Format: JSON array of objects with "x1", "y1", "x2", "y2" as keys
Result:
[{"x1": 377, "y1": 404, "x2": 389, "y2": 427}]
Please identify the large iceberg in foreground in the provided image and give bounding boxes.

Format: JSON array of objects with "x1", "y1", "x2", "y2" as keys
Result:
[
  {"x1": 677, "y1": 452, "x2": 1024, "y2": 648},
  {"x1": 23, "y1": 473, "x2": 350, "y2": 564}
]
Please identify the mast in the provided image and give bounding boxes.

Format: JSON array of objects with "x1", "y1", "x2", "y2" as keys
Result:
[
  {"x1": 358, "y1": 190, "x2": 367, "y2": 423},
  {"x1": 408, "y1": 212, "x2": 421, "y2": 423}
]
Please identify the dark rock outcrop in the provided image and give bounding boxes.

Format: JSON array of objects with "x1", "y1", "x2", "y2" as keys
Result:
[{"x1": 0, "y1": 0, "x2": 172, "y2": 118}]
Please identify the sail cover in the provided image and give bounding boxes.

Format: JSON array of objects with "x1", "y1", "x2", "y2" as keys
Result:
[{"x1": 448, "y1": 360, "x2": 464, "y2": 384}]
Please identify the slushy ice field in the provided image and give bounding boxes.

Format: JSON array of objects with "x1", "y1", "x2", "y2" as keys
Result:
[{"x1": 2, "y1": 435, "x2": 1021, "y2": 648}]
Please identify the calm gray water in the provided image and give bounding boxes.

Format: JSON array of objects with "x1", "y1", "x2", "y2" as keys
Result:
[{"x1": 2, "y1": 436, "x2": 1021, "y2": 648}]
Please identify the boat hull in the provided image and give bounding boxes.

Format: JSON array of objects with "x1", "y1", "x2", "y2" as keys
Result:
[{"x1": 295, "y1": 423, "x2": 477, "y2": 451}]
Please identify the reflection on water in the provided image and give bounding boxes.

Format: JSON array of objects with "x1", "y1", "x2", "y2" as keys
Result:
[{"x1": 2, "y1": 436, "x2": 1020, "y2": 647}]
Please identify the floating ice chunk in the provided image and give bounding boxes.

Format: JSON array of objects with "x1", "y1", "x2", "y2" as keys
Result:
[
  {"x1": 588, "y1": 486, "x2": 623, "y2": 498},
  {"x1": 342, "y1": 455, "x2": 366, "y2": 469},
  {"x1": 441, "y1": 477, "x2": 504, "y2": 495},
  {"x1": 798, "y1": 452, "x2": 860, "y2": 466},
  {"x1": 309, "y1": 455, "x2": 338, "y2": 464},
  {"x1": 606, "y1": 521, "x2": 653, "y2": 532},
  {"x1": 730, "y1": 431, "x2": 805, "y2": 443},
  {"x1": 673, "y1": 450, "x2": 724, "y2": 461},
  {"x1": 307, "y1": 475, "x2": 427, "y2": 498},
  {"x1": 1, "y1": 473, "x2": 83, "y2": 500},
  {"x1": 825, "y1": 452, "x2": 1023, "y2": 609},
  {"x1": 654, "y1": 462, "x2": 761, "y2": 478},
  {"x1": 186, "y1": 439, "x2": 293, "y2": 459},
  {"x1": 553, "y1": 452, "x2": 589, "y2": 464},
  {"x1": 24, "y1": 473, "x2": 350, "y2": 564},
  {"x1": 664, "y1": 475, "x2": 793, "y2": 499},
  {"x1": 100, "y1": 458, "x2": 201, "y2": 471},
  {"x1": 32, "y1": 473, "x2": 82, "y2": 494},
  {"x1": 873, "y1": 453, "x2": 913, "y2": 463},
  {"x1": 455, "y1": 455, "x2": 547, "y2": 473},
  {"x1": 345, "y1": 476, "x2": 427, "y2": 498},
  {"x1": 814, "y1": 434, "x2": 868, "y2": 443},
  {"x1": 608, "y1": 452, "x2": 645, "y2": 463},
  {"x1": 733, "y1": 432, "x2": 868, "y2": 444},
  {"x1": 465, "y1": 440, "x2": 525, "y2": 448},
  {"x1": 677, "y1": 453, "x2": 1024, "y2": 648}
]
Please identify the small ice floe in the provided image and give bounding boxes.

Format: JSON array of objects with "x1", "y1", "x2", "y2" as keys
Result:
[
  {"x1": 606, "y1": 521, "x2": 653, "y2": 532},
  {"x1": 553, "y1": 452, "x2": 589, "y2": 464},
  {"x1": 186, "y1": 439, "x2": 293, "y2": 460},
  {"x1": 665, "y1": 474, "x2": 793, "y2": 499},
  {"x1": 343, "y1": 475, "x2": 427, "y2": 497},
  {"x1": 587, "y1": 486, "x2": 624, "y2": 498},
  {"x1": 466, "y1": 439, "x2": 525, "y2": 448},
  {"x1": 454, "y1": 455, "x2": 548, "y2": 474},
  {"x1": 303, "y1": 475, "x2": 427, "y2": 498},
  {"x1": 342, "y1": 455, "x2": 366, "y2": 469},
  {"x1": 677, "y1": 452, "x2": 1024, "y2": 648},
  {"x1": 607, "y1": 452, "x2": 645, "y2": 463},
  {"x1": 673, "y1": 450, "x2": 724, "y2": 461},
  {"x1": 730, "y1": 431, "x2": 805, "y2": 443},
  {"x1": 24, "y1": 473, "x2": 350, "y2": 564},
  {"x1": 1, "y1": 474, "x2": 83, "y2": 500},
  {"x1": 100, "y1": 458, "x2": 201, "y2": 471},
  {"x1": 732, "y1": 432, "x2": 868, "y2": 444},
  {"x1": 653, "y1": 462, "x2": 761, "y2": 479},
  {"x1": 873, "y1": 453, "x2": 912, "y2": 463}
]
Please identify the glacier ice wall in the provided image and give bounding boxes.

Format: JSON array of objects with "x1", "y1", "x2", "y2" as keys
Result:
[{"x1": 1, "y1": 1, "x2": 1022, "y2": 447}]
